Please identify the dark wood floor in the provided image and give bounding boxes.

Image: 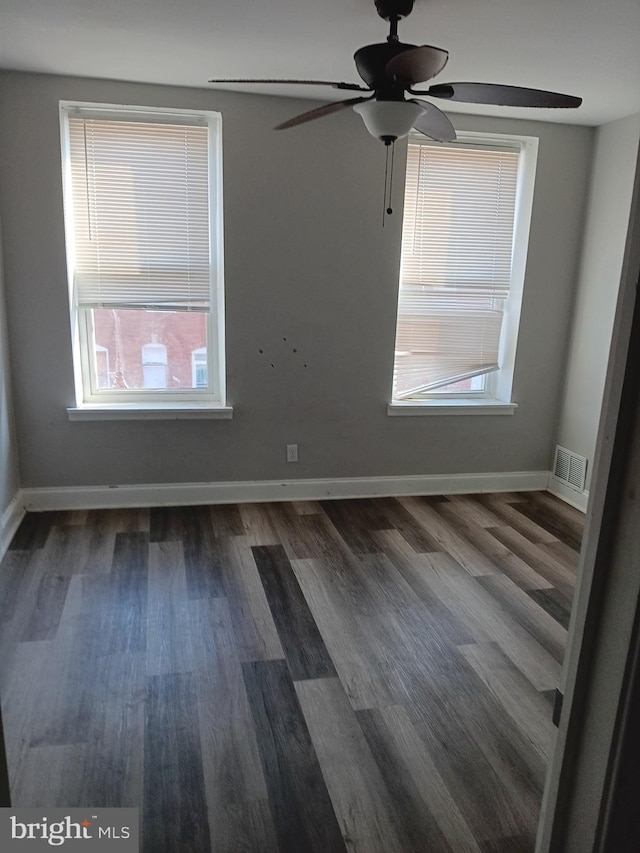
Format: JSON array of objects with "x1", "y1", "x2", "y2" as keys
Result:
[{"x1": 0, "y1": 491, "x2": 583, "y2": 852}]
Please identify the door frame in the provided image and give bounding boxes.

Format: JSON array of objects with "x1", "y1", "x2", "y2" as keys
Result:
[{"x1": 537, "y1": 141, "x2": 640, "y2": 852}]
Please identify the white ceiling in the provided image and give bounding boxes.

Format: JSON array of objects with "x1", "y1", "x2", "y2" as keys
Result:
[{"x1": 1, "y1": 0, "x2": 639, "y2": 126}]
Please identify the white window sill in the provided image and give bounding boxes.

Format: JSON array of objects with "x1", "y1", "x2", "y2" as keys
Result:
[
  {"x1": 387, "y1": 400, "x2": 517, "y2": 416},
  {"x1": 67, "y1": 403, "x2": 234, "y2": 421}
]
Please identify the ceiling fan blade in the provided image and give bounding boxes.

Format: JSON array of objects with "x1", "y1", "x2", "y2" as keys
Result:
[
  {"x1": 409, "y1": 100, "x2": 457, "y2": 142},
  {"x1": 385, "y1": 45, "x2": 449, "y2": 85},
  {"x1": 423, "y1": 82, "x2": 582, "y2": 108},
  {"x1": 208, "y1": 78, "x2": 371, "y2": 92},
  {"x1": 274, "y1": 96, "x2": 372, "y2": 130}
]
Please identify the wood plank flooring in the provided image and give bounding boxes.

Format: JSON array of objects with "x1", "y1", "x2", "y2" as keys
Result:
[{"x1": 0, "y1": 491, "x2": 583, "y2": 852}]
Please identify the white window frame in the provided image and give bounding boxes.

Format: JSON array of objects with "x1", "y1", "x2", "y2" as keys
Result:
[
  {"x1": 388, "y1": 131, "x2": 539, "y2": 416},
  {"x1": 60, "y1": 102, "x2": 227, "y2": 414}
]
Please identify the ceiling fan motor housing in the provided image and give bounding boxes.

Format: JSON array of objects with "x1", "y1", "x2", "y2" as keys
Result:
[
  {"x1": 375, "y1": 0, "x2": 415, "y2": 20},
  {"x1": 354, "y1": 42, "x2": 418, "y2": 92}
]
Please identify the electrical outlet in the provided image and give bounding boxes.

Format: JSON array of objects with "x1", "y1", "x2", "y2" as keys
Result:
[{"x1": 286, "y1": 444, "x2": 298, "y2": 463}]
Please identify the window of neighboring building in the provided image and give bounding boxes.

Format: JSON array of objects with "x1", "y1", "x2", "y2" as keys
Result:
[
  {"x1": 191, "y1": 347, "x2": 208, "y2": 389},
  {"x1": 60, "y1": 102, "x2": 225, "y2": 407},
  {"x1": 391, "y1": 131, "x2": 538, "y2": 408},
  {"x1": 94, "y1": 344, "x2": 111, "y2": 389},
  {"x1": 142, "y1": 342, "x2": 168, "y2": 389}
]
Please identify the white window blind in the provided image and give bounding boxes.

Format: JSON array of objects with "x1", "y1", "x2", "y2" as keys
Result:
[
  {"x1": 67, "y1": 114, "x2": 211, "y2": 312},
  {"x1": 393, "y1": 136, "x2": 520, "y2": 400}
]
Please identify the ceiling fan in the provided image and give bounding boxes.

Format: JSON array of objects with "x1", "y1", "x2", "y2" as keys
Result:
[{"x1": 208, "y1": 0, "x2": 582, "y2": 146}]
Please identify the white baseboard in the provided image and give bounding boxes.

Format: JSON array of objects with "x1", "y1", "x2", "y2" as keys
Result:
[
  {"x1": 547, "y1": 476, "x2": 589, "y2": 513},
  {"x1": 21, "y1": 470, "x2": 550, "y2": 512},
  {"x1": 0, "y1": 491, "x2": 26, "y2": 560}
]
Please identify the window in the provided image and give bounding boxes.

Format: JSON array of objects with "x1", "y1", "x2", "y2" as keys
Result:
[
  {"x1": 142, "y1": 343, "x2": 168, "y2": 389},
  {"x1": 191, "y1": 347, "x2": 208, "y2": 388},
  {"x1": 60, "y1": 102, "x2": 225, "y2": 409},
  {"x1": 391, "y1": 131, "x2": 538, "y2": 410},
  {"x1": 95, "y1": 345, "x2": 110, "y2": 389}
]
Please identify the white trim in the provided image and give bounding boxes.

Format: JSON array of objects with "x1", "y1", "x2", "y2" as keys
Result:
[
  {"x1": 0, "y1": 492, "x2": 26, "y2": 561},
  {"x1": 387, "y1": 400, "x2": 517, "y2": 416},
  {"x1": 547, "y1": 475, "x2": 589, "y2": 513},
  {"x1": 20, "y1": 471, "x2": 550, "y2": 511},
  {"x1": 494, "y1": 133, "x2": 538, "y2": 405},
  {"x1": 3, "y1": 472, "x2": 584, "y2": 535},
  {"x1": 67, "y1": 404, "x2": 233, "y2": 421},
  {"x1": 59, "y1": 101, "x2": 213, "y2": 125}
]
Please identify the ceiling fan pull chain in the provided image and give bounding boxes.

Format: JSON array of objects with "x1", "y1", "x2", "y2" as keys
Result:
[
  {"x1": 382, "y1": 140, "x2": 390, "y2": 226},
  {"x1": 388, "y1": 138, "x2": 395, "y2": 214},
  {"x1": 382, "y1": 139, "x2": 396, "y2": 226}
]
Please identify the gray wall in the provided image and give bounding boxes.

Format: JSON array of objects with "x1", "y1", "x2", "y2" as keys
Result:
[
  {"x1": 0, "y1": 70, "x2": 593, "y2": 490},
  {"x1": 0, "y1": 215, "x2": 20, "y2": 514},
  {"x1": 555, "y1": 113, "x2": 640, "y2": 491}
]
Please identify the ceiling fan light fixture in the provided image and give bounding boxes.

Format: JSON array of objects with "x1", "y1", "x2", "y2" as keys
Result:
[{"x1": 353, "y1": 99, "x2": 423, "y2": 142}]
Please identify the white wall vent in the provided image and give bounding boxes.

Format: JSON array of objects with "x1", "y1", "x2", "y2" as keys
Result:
[{"x1": 553, "y1": 445, "x2": 587, "y2": 493}]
